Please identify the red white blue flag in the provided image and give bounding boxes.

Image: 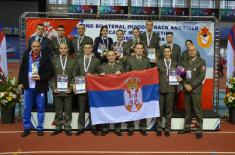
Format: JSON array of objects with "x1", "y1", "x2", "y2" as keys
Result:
[
  {"x1": 227, "y1": 25, "x2": 235, "y2": 79},
  {"x1": 0, "y1": 25, "x2": 7, "y2": 75},
  {"x1": 86, "y1": 67, "x2": 160, "y2": 125}
]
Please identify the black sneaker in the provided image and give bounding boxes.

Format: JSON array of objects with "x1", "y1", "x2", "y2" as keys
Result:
[
  {"x1": 127, "y1": 130, "x2": 134, "y2": 136},
  {"x1": 21, "y1": 130, "x2": 30, "y2": 137},
  {"x1": 100, "y1": 130, "x2": 108, "y2": 136},
  {"x1": 65, "y1": 130, "x2": 73, "y2": 136},
  {"x1": 178, "y1": 129, "x2": 190, "y2": 134},
  {"x1": 164, "y1": 131, "x2": 170, "y2": 137},
  {"x1": 195, "y1": 132, "x2": 203, "y2": 139},
  {"x1": 37, "y1": 131, "x2": 44, "y2": 136},
  {"x1": 140, "y1": 130, "x2": 147, "y2": 136},
  {"x1": 114, "y1": 131, "x2": 122, "y2": 136},
  {"x1": 50, "y1": 130, "x2": 62, "y2": 136},
  {"x1": 75, "y1": 129, "x2": 85, "y2": 136},
  {"x1": 156, "y1": 131, "x2": 162, "y2": 136},
  {"x1": 91, "y1": 130, "x2": 99, "y2": 136}
]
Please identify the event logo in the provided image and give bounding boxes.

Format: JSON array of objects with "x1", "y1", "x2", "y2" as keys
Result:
[
  {"x1": 197, "y1": 27, "x2": 213, "y2": 48},
  {"x1": 124, "y1": 77, "x2": 143, "y2": 112}
]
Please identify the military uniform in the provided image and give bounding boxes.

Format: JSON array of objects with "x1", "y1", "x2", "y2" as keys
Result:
[
  {"x1": 50, "y1": 55, "x2": 77, "y2": 131},
  {"x1": 76, "y1": 55, "x2": 100, "y2": 132},
  {"x1": 72, "y1": 36, "x2": 93, "y2": 58},
  {"x1": 181, "y1": 56, "x2": 206, "y2": 133},
  {"x1": 111, "y1": 41, "x2": 129, "y2": 64},
  {"x1": 157, "y1": 59, "x2": 177, "y2": 132},
  {"x1": 181, "y1": 50, "x2": 201, "y2": 62},
  {"x1": 100, "y1": 62, "x2": 124, "y2": 133},
  {"x1": 126, "y1": 55, "x2": 151, "y2": 132},
  {"x1": 51, "y1": 37, "x2": 74, "y2": 57},
  {"x1": 126, "y1": 38, "x2": 146, "y2": 55},
  {"x1": 140, "y1": 31, "x2": 160, "y2": 63},
  {"x1": 159, "y1": 44, "x2": 181, "y2": 65}
]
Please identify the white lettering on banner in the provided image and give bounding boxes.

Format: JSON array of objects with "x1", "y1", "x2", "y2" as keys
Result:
[{"x1": 83, "y1": 19, "x2": 214, "y2": 68}]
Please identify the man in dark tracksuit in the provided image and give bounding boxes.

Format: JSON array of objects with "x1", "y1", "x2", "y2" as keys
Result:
[
  {"x1": 126, "y1": 43, "x2": 151, "y2": 136},
  {"x1": 178, "y1": 45, "x2": 206, "y2": 139},
  {"x1": 18, "y1": 41, "x2": 53, "y2": 137},
  {"x1": 50, "y1": 43, "x2": 77, "y2": 136},
  {"x1": 100, "y1": 50, "x2": 124, "y2": 136}
]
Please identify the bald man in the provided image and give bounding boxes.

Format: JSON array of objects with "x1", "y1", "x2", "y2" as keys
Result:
[
  {"x1": 177, "y1": 45, "x2": 206, "y2": 139},
  {"x1": 18, "y1": 41, "x2": 53, "y2": 137}
]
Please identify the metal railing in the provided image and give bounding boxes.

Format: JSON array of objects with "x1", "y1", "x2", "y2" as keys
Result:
[{"x1": 19, "y1": 12, "x2": 220, "y2": 113}]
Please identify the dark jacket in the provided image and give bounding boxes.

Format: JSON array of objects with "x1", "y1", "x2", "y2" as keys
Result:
[
  {"x1": 93, "y1": 36, "x2": 113, "y2": 60},
  {"x1": 27, "y1": 36, "x2": 52, "y2": 56},
  {"x1": 76, "y1": 55, "x2": 100, "y2": 76},
  {"x1": 126, "y1": 55, "x2": 151, "y2": 71},
  {"x1": 51, "y1": 37, "x2": 74, "y2": 57},
  {"x1": 18, "y1": 50, "x2": 53, "y2": 93},
  {"x1": 181, "y1": 57, "x2": 206, "y2": 93},
  {"x1": 159, "y1": 44, "x2": 181, "y2": 65},
  {"x1": 157, "y1": 59, "x2": 177, "y2": 93}
]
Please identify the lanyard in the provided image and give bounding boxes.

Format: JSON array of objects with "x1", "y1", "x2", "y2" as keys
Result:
[
  {"x1": 116, "y1": 40, "x2": 123, "y2": 48},
  {"x1": 57, "y1": 37, "x2": 66, "y2": 45},
  {"x1": 146, "y1": 32, "x2": 153, "y2": 47},
  {"x1": 102, "y1": 37, "x2": 109, "y2": 47},
  {"x1": 77, "y1": 36, "x2": 85, "y2": 46},
  {"x1": 164, "y1": 58, "x2": 171, "y2": 76},
  {"x1": 60, "y1": 55, "x2": 68, "y2": 74},
  {"x1": 84, "y1": 56, "x2": 92, "y2": 73},
  {"x1": 132, "y1": 38, "x2": 139, "y2": 46}
]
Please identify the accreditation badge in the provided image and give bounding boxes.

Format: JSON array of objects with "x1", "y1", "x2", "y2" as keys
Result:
[
  {"x1": 57, "y1": 74, "x2": 68, "y2": 92},
  {"x1": 186, "y1": 70, "x2": 192, "y2": 80},
  {"x1": 75, "y1": 76, "x2": 86, "y2": 94},
  {"x1": 147, "y1": 48, "x2": 156, "y2": 62},
  {"x1": 168, "y1": 69, "x2": 179, "y2": 85},
  {"x1": 97, "y1": 43, "x2": 107, "y2": 54}
]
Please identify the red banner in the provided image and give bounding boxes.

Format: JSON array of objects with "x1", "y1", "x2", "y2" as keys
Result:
[{"x1": 26, "y1": 18, "x2": 80, "y2": 42}]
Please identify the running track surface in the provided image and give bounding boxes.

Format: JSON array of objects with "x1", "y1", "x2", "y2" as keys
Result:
[{"x1": 0, "y1": 120, "x2": 235, "y2": 155}]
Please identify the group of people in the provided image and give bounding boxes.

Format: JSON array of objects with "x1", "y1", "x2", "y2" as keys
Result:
[{"x1": 18, "y1": 20, "x2": 206, "y2": 139}]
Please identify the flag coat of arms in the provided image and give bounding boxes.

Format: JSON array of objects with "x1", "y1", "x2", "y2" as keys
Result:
[{"x1": 86, "y1": 67, "x2": 160, "y2": 125}]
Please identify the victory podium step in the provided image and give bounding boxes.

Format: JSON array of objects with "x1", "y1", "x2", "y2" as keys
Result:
[{"x1": 31, "y1": 108, "x2": 220, "y2": 131}]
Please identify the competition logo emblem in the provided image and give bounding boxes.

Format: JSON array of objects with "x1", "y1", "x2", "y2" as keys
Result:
[
  {"x1": 124, "y1": 77, "x2": 143, "y2": 112},
  {"x1": 197, "y1": 27, "x2": 212, "y2": 48}
]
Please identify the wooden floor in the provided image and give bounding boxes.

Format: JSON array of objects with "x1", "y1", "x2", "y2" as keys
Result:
[{"x1": 0, "y1": 120, "x2": 235, "y2": 155}]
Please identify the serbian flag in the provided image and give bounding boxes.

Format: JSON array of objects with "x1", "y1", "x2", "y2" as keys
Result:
[
  {"x1": 86, "y1": 67, "x2": 160, "y2": 125},
  {"x1": 227, "y1": 25, "x2": 235, "y2": 79},
  {"x1": 0, "y1": 25, "x2": 8, "y2": 75}
]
